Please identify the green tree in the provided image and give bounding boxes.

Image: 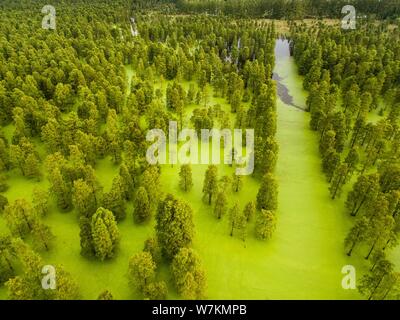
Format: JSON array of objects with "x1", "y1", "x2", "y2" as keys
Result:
[
  {"x1": 49, "y1": 166, "x2": 72, "y2": 211},
  {"x1": 359, "y1": 259, "x2": 394, "y2": 300},
  {"x1": 179, "y1": 164, "x2": 193, "y2": 192},
  {"x1": 243, "y1": 201, "x2": 256, "y2": 222},
  {"x1": 79, "y1": 216, "x2": 95, "y2": 257},
  {"x1": 256, "y1": 173, "x2": 278, "y2": 211},
  {"x1": 214, "y1": 191, "x2": 227, "y2": 220},
  {"x1": 0, "y1": 235, "x2": 16, "y2": 284},
  {"x1": 345, "y1": 216, "x2": 369, "y2": 256},
  {"x1": 329, "y1": 163, "x2": 349, "y2": 200},
  {"x1": 255, "y1": 209, "x2": 277, "y2": 240},
  {"x1": 72, "y1": 179, "x2": 97, "y2": 218},
  {"x1": 232, "y1": 173, "x2": 243, "y2": 193},
  {"x1": 346, "y1": 174, "x2": 380, "y2": 217},
  {"x1": 97, "y1": 290, "x2": 113, "y2": 300},
  {"x1": 156, "y1": 194, "x2": 194, "y2": 260},
  {"x1": 91, "y1": 207, "x2": 120, "y2": 261},
  {"x1": 171, "y1": 248, "x2": 206, "y2": 300},
  {"x1": 134, "y1": 187, "x2": 151, "y2": 224},
  {"x1": 4, "y1": 199, "x2": 36, "y2": 237},
  {"x1": 128, "y1": 252, "x2": 156, "y2": 294},
  {"x1": 31, "y1": 221, "x2": 54, "y2": 252},
  {"x1": 32, "y1": 188, "x2": 49, "y2": 217},
  {"x1": 202, "y1": 165, "x2": 218, "y2": 205},
  {"x1": 143, "y1": 237, "x2": 162, "y2": 265}
]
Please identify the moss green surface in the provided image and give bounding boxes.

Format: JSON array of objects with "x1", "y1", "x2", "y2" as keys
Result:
[{"x1": 0, "y1": 40, "x2": 370, "y2": 300}]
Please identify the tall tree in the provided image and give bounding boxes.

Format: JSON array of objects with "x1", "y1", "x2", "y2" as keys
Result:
[
  {"x1": 155, "y1": 194, "x2": 194, "y2": 260},
  {"x1": 91, "y1": 207, "x2": 120, "y2": 261},
  {"x1": 179, "y1": 164, "x2": 193, "y2": 192},
  {"x1": 134, "y1": 187, "x2": 151, "y2": 223},
  {"x1": 255, "y1": 209, "x2": 277, "y2": 240},
  {"x1": 171, "y1": 248, "x2": 206, "y2": 300},
  {"x1": 214, "y1": 191, "x2": 227, "y2": 220},
  {"x1": 202, "y1": 165, "x2": 218, "y2": 205},
  {"x1": 256, "y1": 173, "x2": 278, "y2": 211}
]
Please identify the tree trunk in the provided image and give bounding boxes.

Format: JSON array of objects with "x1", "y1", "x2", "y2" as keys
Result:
[
  {"x1": 347, "y1": 240, "x2": 357, "y2": 256},
  {"x1": 369, "y1": 274, "x2": 385, "y2": 300},
  {"x1": 365, "y1": 239, "x2": 377, "y2": 260},
  {"x1": 382, "y1": 284, "x2": 394, "y2": 300},
  {"x1": 352, "y1": 196, "x2": 366, "y2": 217},
  {"x1": 383, "y1": 238, "x2": 391, "y2": 251},
  {"x1": 332, "y1": 175, "x2": 344, "y2": 200}
]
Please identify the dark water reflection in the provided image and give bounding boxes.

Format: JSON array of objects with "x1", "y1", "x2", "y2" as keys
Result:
[{"x1": 273, "y1": 39, "x2": 306, "y2": 112}]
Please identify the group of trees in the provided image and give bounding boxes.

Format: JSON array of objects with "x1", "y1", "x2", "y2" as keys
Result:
[
  {"x1": 0, "y1": 238, "x2": 80, "y2": 299},
  {"x1": 174, "y1": 0, "x2": 400, "y2": 20},
  {"x1": 292, "y1": 21, "x2": 400, "y2": 299},
  {"x1": 128, "y1": 193, "x2": 206, "y2": 299}
]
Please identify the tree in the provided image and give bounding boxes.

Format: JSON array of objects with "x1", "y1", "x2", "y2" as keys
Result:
[
  {"x1": 72, "y1": 179, "x2": 97, "y2": 218},
  {"x1": 141, "y1": 166, "x2": 161, "y2": 213},
  {"x1": 346, "y1": 174, "x2": 380, "y2": 217},
  {"x1": 345, "y1": 216, "x2": 369, "y2": 256},
  {"x1": 359, "y1": 259, "x2": 393, "y2": 300},
  {"x1": 143, "y1": 281, "x2": 168, "y2": 300},
  {"x1": 156, "y1": 194, "x2": 194, "y2": 260},
  {"x1": 91, "y1": 207, "x2": 120, "y2": 261},
  {"x1": 49, "y1": 166, "x2": 72, "y2": 211},
  {"x1": 214, "y1": 192, "x2": 227, "y2": 220},
  {"x1": 119, "y1": 163, "x2": 135, "y2": 200},
  {"x1": 329, "y1": 163, "x2": 349, "y2": 199},
  {"x1": 52, "y1": 266, "x2": 81, "y2": 300},
  {"x1": 98, "y1": 290, "x2": 113, "y2": 300},
  {"x1": 32, "y1": 188, "x2": 49, "y2": 217},
  {"x1": 24, "y1": 153, "x2": 41, "y2": 180},
  {"x1": 322, "y1": 148, "x2": 340, "y2": 182},
  {"x1": 128, "y1": 252, "x2": 156, "y2": 294},
  {"x1": 243, "y1": 201, "x2": 256, "y2": 222},
  {"x1": 102, "y1": 176, "x2": 126, "y2": 221},
  {"x1": 171, "y1": 248, "x2": 206, "y2": 300},
  {"x1": 79, "y1": 216, "x2": 95, "y2": 257},
  {"x1": 4, "y1": 199, "x2": 36, "y2": 237},
  {"x1": 6, "y1": 239, "x2": 79, "y2": 300},
  {"x1": 134, "y1": 187, "x2": 151, "y2": 223},
  {"x1": 0, "y1": 194, "x2": 8, "y2": 213},
  {"x1": 0, "y1": 235, "x2": 16, "y2": 284},
  {"x1": 143, "y1": 237, "x2": 162, "y2": 264},
  {"x1": 232, "y1": 174, "x2": 243, "y2": 193},
  {"x1": 31, "y1": 221, "x2": 54, "y2": 252},
  {"x1": 128, "y1": 251, "x2": 166, "y2": 299},
  {"x1": 255, "y1": 209, "x2": 277, "y2": 240},
  {"x1": 202, "y1": 165, "x2": 218, "y2": 205},
  {"x1": 179, "y1": 164, "x2": 193, "y2": 192},
  {"x1": 256, "y1": 173, "x2": 278, "y2": 211},
  {"x1": 344, "y1": 147, "x2": 359, "y2": 178},
  {"x1": 228, "y1": 203, "x2": 246, "y2": 239}
]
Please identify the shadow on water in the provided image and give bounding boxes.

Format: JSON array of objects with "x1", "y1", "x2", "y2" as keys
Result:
[{"x1": 273, "y1": 39, "x2": 307, "y2": 112}]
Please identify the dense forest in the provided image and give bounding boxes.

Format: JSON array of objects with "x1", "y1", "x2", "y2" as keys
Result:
[
  {"x1": 0, "y1": 0, "x2": 279, "y2": 299},
  {"x1": 129, "y1": 0, "x2": 400, "y2": 20}
]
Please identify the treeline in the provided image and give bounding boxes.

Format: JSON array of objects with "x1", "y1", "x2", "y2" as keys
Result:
[
  {"x1": 174, "y1": 0, "x2": 400, "y2": 19},
  {"x1": 291, "y1": 22, "x2": 400, "y2": 299}
]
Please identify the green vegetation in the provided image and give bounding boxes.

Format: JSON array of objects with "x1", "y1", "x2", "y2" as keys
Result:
[{"x1": 0, "y1": 0, "x2": 398, "y2": 300}]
